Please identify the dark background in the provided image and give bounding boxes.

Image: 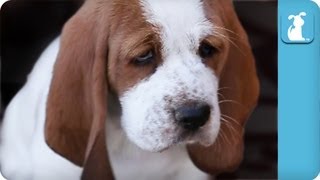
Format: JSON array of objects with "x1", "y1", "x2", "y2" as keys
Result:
[{"x1": 0, "y1": 0, "x2": 278, "y2": 179}]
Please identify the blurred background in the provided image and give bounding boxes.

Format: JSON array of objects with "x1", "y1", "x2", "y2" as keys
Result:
[{"x1": 0, "y1": 0, "x2": 277, "y2": 179}]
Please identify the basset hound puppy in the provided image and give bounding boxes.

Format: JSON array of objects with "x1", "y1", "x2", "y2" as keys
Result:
[{"x1": 0, "y1": 0, "x2": 259, "y2": 179}]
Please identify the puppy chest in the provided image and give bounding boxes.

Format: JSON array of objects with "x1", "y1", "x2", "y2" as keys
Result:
[{"x1": 106, "y1": 116, "x2": 207, "y2": 180}]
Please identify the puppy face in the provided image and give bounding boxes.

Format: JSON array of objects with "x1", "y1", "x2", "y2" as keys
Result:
[{"x1": 108, "y1": 0, "x2": 230, "y2": 152}]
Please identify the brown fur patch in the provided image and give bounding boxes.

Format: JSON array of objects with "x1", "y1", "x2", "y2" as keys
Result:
[
  {"x1": 45, "y1": 0, "x2": 259, "y2": 178},
  {"x1": 107, "y1": 0, "x2": 162, "y2": 95},
  {"x1": 187, "y1": 0, "x2": 260, "y2": 175}
]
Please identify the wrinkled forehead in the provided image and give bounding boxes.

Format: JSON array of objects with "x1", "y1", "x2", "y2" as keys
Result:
[
  {"x1": 110, "y1": 0, "x2": 219, "y2": 49},
  {"x1": 107, "y1": 0, "x2": 228, "y2": 94},
  {"x1": 140, "y1": 0, "x2": 213, "y2": 54}
]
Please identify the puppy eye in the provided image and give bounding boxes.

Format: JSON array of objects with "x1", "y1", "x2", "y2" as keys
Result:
[
  {"x1": 198, "y1": 42, "x2": 217, "y2": 59},
  {"x1": 133, "y1": 50, "x2": 154, "y2": 65}
]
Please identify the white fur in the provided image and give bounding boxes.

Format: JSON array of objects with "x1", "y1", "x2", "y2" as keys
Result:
[
  {"x1": 0, "y1": 1, "x2": 219, "y2": 179},
  {"x1": 0, "y1": 38, "x2": 82, "y2": 180},
  {"x1": 120, "y1": 0, "x2": 220, "y2": 152},
  {"x1": 107, "y1": 109, "x2": 208, "y2": 180},
  {"x1": 0, "y1": 37, "x2": 209, "y2": 180}
]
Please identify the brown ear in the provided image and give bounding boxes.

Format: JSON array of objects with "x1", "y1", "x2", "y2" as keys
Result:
[
  {"x1": 45, "y1": 2, "x2": 114, "y2": 179},
  {"x1": 187, "y1": 0, "x2": 259, "y2": 175}
]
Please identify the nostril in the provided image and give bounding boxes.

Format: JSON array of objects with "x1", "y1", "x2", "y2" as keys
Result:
[{"x1": 175, "y1": 104, "x2": 211, "y2": 131}]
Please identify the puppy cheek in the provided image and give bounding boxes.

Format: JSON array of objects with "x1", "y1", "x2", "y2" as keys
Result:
[
  {"x1": 119, "y1": 96, "x2": 145, "y2": 148},
  {"x1": 198, "y1": 101, "x2": 221, "y2": 146},
  {"x1": 120, "y1": 93, "x2": 175, "y2": 151}
]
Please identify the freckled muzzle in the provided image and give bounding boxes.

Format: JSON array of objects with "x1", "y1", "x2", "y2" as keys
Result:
[{"x1": 120, "y1": 54, "x2": 220, "y2": 152}]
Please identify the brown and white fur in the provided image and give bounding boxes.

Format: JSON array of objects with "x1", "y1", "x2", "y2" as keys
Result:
[{"x1": 0, "y1": 0, "x2": 259, "y2": 179}]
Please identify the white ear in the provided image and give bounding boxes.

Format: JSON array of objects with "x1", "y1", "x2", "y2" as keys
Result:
[
  {"x1": 288, "y1": 15, "x2": 295, "y2": 20},
  {"x1": 299, "y1": 12, "x2": 307, "y2": 16}
]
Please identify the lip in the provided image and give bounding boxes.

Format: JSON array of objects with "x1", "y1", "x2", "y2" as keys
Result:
[
  {"x1": 158, "y1": 146, "x2": 170, "y2": 153},
  {"x1": 164, "y1": 132, "x2": 199, "y2": 150},
  {"x1": 138, "y1": 119, "x2": 216, "y2": 153},
  {"x1": 153, "y1": 134, "x2": 190, "y2": 153}
]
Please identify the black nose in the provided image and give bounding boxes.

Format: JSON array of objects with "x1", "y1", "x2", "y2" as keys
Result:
[{"x1": 175, "y1": 103, "x2": 211, "y2": 131}]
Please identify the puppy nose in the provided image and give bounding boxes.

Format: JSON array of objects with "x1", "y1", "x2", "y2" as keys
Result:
[{"x1": 175, "y1": 104, "x2": 211, "y2": 131}]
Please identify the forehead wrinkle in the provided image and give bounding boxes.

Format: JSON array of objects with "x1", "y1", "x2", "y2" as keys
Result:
[
  {"x1": 139, "y1": 0, "x2": 215, "y2": 58},
  {"x1": 120, "y1": 30, "x2": 157, "y2": 59}
]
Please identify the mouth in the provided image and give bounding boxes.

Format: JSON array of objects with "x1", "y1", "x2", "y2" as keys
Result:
[
  {"x1": 123, "y1": 114, "x2": 219, "y2": 153},
  {"x1": 120, "y1": 91, "x2": 220, "y2": 152},
  {"x1": 154, "y1": 125, "x2": 216, "y2": 152}
]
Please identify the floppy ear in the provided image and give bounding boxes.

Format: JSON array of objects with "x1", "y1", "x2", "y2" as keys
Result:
[
  {"x1": 45, "y1": 2, "x2": 114, "y2": 179},
  {"x1": 299, "y1": 12, "x2": 307, "y2": 17},
  {"x1": 288, "y1": 15, "x2": 295, "y2": 20},
  {"x1": 187, "y1": 0, "x2": 259, "y2": 175}
]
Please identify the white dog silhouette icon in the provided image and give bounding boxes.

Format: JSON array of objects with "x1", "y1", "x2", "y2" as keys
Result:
[{"x1": 287, "y1": 12, "x2": 307, "y2": 41}]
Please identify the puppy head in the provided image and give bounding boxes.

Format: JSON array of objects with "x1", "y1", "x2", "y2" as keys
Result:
[
  {"x1": 108, "y1": 0, "x2": 259, "y2": 174},
  {"x1": 45, "y1": 0, "x2": 259, "y2": 178},
  {"x1": 107, "y1": 0, "x2": 230, "y2": 152}
]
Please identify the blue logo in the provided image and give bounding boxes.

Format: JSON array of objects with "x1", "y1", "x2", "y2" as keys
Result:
[{"x1": 281, "y1": 11, "x2": 314, "y2": 44}]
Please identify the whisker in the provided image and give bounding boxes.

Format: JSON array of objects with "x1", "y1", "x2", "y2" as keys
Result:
[
  {"x1": 218, "y1": 87, "x2": 231, "y2": 91},
  {"x1": 221, "y1": 118, "x2": 237, "y2": 136},
  {"x1": 221, "y1": 114, "x2": 241, "y2": 126},
  {"x1": 219, "y1": 99, "x2": 243, "y2": 107},
  {"x1": 219, "y1": 100, "x2": 246, "y2": 109},
  {"x1": 221, "y1": 117, "x2": 239, "y2": 138},
  {"x1": 218, "y1": 92, "x2": 226, "y2": 100},
  {"x1": 215, "y1": 132, "x2": 223, "y2": 151},
  {"x1": 220, "y1": 128, "x2": 231, "y2": 146},
  {"x1": 212, "y1": 31, "x2": 246, "y2": 56},
  {"x1": 213, "y1": 26, "x2": 240, "y2": 37}
]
